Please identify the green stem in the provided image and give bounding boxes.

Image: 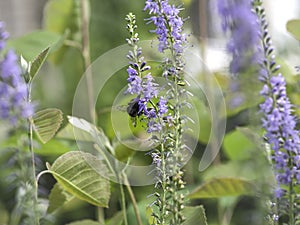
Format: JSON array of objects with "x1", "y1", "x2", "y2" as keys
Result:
[
  {"x1": 96, "y1": 207, "x2": 105, "y2": 225},
  {"x1": 289, "y1": 177, "x2": 295, "y2": 224},
  {"x1": 119, "y1": 182, "x2": 129, "y2": 225},
  {"x1": 160, "y1": 140, "x2": 167, "y2": 225},
  {"x1": 27, "y1": 83, "x2": 39, "y2": 225},
  {"x1": 80, "y1": 0, "x2": 95, "y2": 123},
  {"x1": 123, "y1": 174, "x2": 143, "y2": 225}
]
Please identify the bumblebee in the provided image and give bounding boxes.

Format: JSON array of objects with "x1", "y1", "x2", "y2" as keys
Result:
[{"x1": 127, "y1": 98, "x2": 141, "y2": 117}]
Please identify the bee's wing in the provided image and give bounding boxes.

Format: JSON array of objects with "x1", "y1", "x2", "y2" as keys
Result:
[
  {"x1": 112, "y1": 105, "x2": 128, "y2": 112},
  {"x1": 99, "y1": 105, "x2": 128, "y2": 115}
]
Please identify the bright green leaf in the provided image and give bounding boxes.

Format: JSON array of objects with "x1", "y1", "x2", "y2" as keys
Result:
[
  {"x1": 146, "y1": 206, "x2": 155, "y2": 225},
  {"x1": 34, "y1": 139, "x2": 70, "y2": 156},
  {"x1": 44, "y1": 0, "x2": 79, "y2": 35},
  {"x1": 183, "y1": 206, "x2": 208, "y2": 225},
  {"x1": 188, "y1": 178, "x2": 255, "y2": 199},
  {"x1": 47, "y1": 183, "x2": 73, "y2": 213},
  {"x1": 33, "y1": 108, "x2": 63, "y2": 144},
  {"x1": 65, "y1": 220, "x2": 102, "y2": 225},
  {"x1": 48, "y1": 151, "x2": 110, "y2": 207},
  {"x1": 29, "y1": 47, "x2": 50, "y2": 79},
  {"x1": 286, "y1": 19, "x2": 300, "y2": 41},
  {"x1": 58, "y1": 116, "x2": 116, "y2": 176},
  {"x1": 223, "y1": 129, "x2": 256, "y2": 161},
  {"x1": 43, "y1": 0, "x2": 81, "y2": 64}
]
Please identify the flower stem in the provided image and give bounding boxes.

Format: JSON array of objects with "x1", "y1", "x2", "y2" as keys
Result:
[
  {"x1": 27, "y1": 83, "x2": 39, "y2": 225},
  {"x1": 289, "y1": 171, "x2": 295, "y2": 224},
  {"x1": 119, "y1": 181, "x2": 129, "y2": 225},
  {"x1": 123, "y1": 173, "x2": 143, "y2": 225}
]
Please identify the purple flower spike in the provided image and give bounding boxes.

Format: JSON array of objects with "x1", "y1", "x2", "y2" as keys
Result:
[
  {"x1": 0, "y1": 22, "x2": 34, "y2": 125},
  {"x1": 217, "y1": 0, "x2": 260, "y2": 75},
  {"x1": 144, "y1": 0, "x2": 186, "y2": 54}
]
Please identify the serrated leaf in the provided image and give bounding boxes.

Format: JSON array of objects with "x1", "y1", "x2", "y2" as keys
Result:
[
  {"x1": 33, "y1": 108, "x2": 63, "y2": 143},
  {"x1": 29, "y1": 47, "x2": 50, "y2": 79},
  {"x1": 47, "y1": 183, "x2": 73, "y2": 213},
  {"x1": 49, "y1": 151, "x2": 110, "y2": 207},
  {"x1": 183, "y1": 206, "x2": 208, "y2": 225},
  {"x1": 188, "y1": 178, "x2": 255, "y2": 199},
  {"x1": 65, "y1": 220, "x2": 102, "y2": 225},
  {"x1": 286, "y1": 19, "x2": 300, "y2": 41}
]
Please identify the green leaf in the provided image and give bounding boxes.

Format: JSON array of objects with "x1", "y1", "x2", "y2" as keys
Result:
[
  {"x1": 34, "y1": 139, "x2": 70, "y2": 156},
  {"x1": 106, "y1": 211, "x2": 124, "y2": 225},
  {"x1": 47, "y1": 183, "x2": 73, "y2": 213},
  {"x1": 188, "y1": 178, "x2": 255, "y2": 199},
  {"x1": 7, "y1": 31, "x2": 61, "y2": 61},
  {"x1": 44, "y1": 0, "x2": 79, "y2": 36},
  {"x1": 222, "y1": 128, "x2": 256, "y2": 161},
  {"x1": 33, "y1": 108, "x2": 63, "y2": 143},
  {"x1": 29, "y1": 47, "x2": 50, "y2": 79},
  {"x1": 286, "y1": 19, "x2": 300, "y2": 41},
  {"x1": 65, "y1": 220, "x2": 102, "y2": 225},
  {"x1": 43, "y1": 0, "x2": 81, "y2": 64},
  {"x1": 56, "y1": 123, "x2": 94, "y2": 142},
  {"x1": 48, "y1": 151, "x2": 110, "y2": 207},
  {"x1": 67, "y1": 116, "x2": 114, "y2": 153},
  {"x1": 183, "y1": 206, "x2": 208, "y2": 225}
]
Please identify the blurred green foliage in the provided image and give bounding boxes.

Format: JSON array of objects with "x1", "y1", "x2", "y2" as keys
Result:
[{"x1": 1, "y1": 0, "x2": 299, "y2": 224}]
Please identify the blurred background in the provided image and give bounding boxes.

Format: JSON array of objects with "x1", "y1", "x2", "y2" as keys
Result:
[{"x1": 0, "y1": 0, "x2": 299, "y2": 224}]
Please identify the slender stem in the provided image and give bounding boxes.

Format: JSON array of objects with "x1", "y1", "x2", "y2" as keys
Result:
[
  {"x1": 119, "y1": 182, "x2": 129, "y2": 225},
  {"x1": 289, "y1": 174, "x2": 295, "y2": 224},
  {"x1": 96, "y1": 207, "x2": 105, "y2": 225},
  {"x1": 27, "y1": 82, "x2": 39, "y2": 225},
  {"x1": 80, "y1": 0, "x2": 95, "y2": 123},
  {"x1": 123, "y1": 174, "x2": 143, "y2": 225},
  {"x1": 160, "y1": 141, "x2": 167, "y2": 224}
]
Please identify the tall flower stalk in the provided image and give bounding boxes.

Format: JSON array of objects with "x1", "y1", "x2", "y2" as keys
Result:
[
  {"x1": 125, "y1": 1, "x2": 188, "y2": 224},
  {"x1": 0, "y1": 22, "x2": 37, "y2": 224},
  {"x1": 144, "y1": 1, "x2": 189, "y2": 223},
  {"x1": 253, "y1": 0, "x2": 300, "y2": 223}
]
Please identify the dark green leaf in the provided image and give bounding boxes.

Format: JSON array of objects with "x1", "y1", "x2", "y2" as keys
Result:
[
  {"x1": 48, "y1": 151, "x2": 110, "y2": 207},
  {"x1": 29, "y1": 47, "x2": 50, "y2": 79},
  {"x1": 183, "y1": 206, "x2": 208, "y2": 225},
  {"x1": 188, "y1": 178, "x2": 255, "y2": 199},
  {"x1": 286, "y1": 19, "x2": 300, "y2": 41},
  {"x1": 33, "y1": 108, "x2": 63, "y2": 143}
]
